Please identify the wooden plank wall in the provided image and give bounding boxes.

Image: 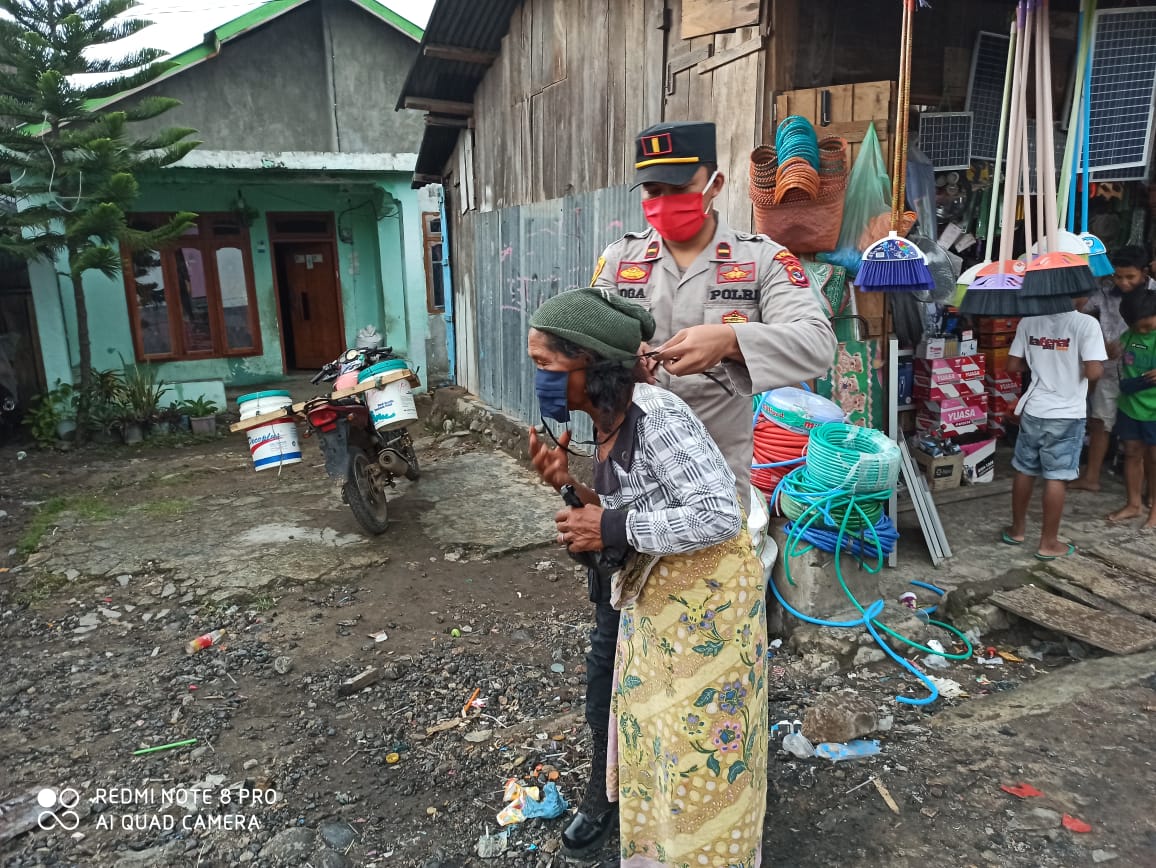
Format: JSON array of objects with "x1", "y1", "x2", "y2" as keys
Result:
[
  {"x1": 462, "y1": 0, "x2": 766, "y2": 231},
  {"x1": 469, "y1": 0, "x2": 668, "y2": 211}
]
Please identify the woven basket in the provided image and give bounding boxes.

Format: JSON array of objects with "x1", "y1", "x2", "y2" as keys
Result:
[
  {"x1": 751, "y1": 160, "x2": 848, "y2": 254},
  {"x1": 750, "y1": 146, "x2": 778, "y2": 190},
  {"x1": 819, "y1": 136, "x2": 849, "y2": 176}
]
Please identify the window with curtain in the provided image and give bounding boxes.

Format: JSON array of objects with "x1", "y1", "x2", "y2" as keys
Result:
[{"x1": 123, "y1": 214, "x2": 261, "y2": 361}]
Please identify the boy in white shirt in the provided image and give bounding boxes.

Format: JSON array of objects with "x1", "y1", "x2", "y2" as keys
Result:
[{"x1": 1003, "y1": 304, "x2": 1107, "y2": 560}]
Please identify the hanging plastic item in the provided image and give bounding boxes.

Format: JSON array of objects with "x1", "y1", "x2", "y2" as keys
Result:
[{"x1": 820, "y1": 123, "x2": 892, "y2": 275}]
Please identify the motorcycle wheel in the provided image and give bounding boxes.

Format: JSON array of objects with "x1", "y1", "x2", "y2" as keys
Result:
[{"x1": 345, "y1": 446, "x2": 389, "y2": 535}]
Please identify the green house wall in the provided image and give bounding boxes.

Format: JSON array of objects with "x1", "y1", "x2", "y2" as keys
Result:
[{"x1": 28, "y1": 170, "x2": 430, "y2": 394}]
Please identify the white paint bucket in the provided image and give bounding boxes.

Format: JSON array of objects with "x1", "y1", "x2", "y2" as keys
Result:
[
  {"x1": 359, "y1": 360, "x2": 417, "y2": 431},
  {"x1": 237, "y1": 391, "x2": 301, "y2": 472}
]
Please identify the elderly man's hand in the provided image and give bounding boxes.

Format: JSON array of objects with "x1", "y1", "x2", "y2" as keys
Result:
[
  {"x1": 652, "y1": 325, "x2": 741, "y2": 376},
  {"x1": 555, "y1": 505, "x2": 604, "y2": 553},
  {"x1": 528, "y1": 428, "x2": 573, "y2": 490}
]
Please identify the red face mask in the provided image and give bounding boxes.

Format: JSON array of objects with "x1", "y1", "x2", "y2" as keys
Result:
[{"x1": 642, "y1": 171, "x2": 718, "y2": 243}]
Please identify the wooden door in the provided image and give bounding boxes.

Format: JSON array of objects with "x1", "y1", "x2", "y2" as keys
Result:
[{"x1": 279, "y1": 242, "x2": 343, "y2": 369}]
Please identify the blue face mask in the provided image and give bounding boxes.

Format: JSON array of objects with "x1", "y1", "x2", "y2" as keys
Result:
[{"x1": 535, "y1": 368, "x2": 571, "y2": 423}]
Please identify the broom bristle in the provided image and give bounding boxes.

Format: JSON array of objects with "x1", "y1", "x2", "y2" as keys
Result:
[
  {"x1": 961, "y1": 291, "x2": 1073, "y2": 317},
  {"x1": 857, "y1": 257, "x2": 934, "y2": 292},
  {"x1": 1088, "y1": 253, "x2": 1114, "y2": 278},
  {"x1": 1021, "y1": 263, "x2": 1097, "y2": 298}
]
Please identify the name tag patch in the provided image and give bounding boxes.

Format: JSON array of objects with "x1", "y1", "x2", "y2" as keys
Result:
[
  {"x1": 617, "y1": 262, "x2": 652, "y2": 283},
  {"x1": 721, "y1": 309, "x2": 749, "y2": 324},
  {"x1": 717, "y1": 262, "x2": 755, "y2": 283},
  {"x1": 708, "y1": 288, "x2": 761, "y2": 302},
  {"x1": 618, "y1": 288, "x2": 649, "y2": 300}
]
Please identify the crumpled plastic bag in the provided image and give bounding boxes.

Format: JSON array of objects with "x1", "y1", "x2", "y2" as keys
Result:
[{"x1": 497, "y1": 780, "x2": 569, "y2": 826}]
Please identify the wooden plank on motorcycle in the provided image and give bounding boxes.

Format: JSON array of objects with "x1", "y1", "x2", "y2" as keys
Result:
[
  {"x1": 313, "y1": 369, "x2": 419, "y2": 405},
  {"x1": 228, "y1": 409, "x2": 301, "y2": 433}
]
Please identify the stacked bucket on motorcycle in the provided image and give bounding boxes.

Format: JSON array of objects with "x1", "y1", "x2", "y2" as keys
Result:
[
  {"x1": 359, "y1": 359, "x2": 418, "y2": 431},
  {"x1": 237, "y1": 391, "x2": 302, "y2": 471}
]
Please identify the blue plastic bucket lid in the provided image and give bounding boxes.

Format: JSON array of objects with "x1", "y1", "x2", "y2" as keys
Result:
[
  {"x1": 358, "y1": 359, "x2": 409, "y2": 382},
  {"x1": 236, "y1": 390, "x2": 292, "y2": 405}
]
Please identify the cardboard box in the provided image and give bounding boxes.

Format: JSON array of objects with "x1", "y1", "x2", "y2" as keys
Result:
[
  {"x1": 961, "y1": 438, "x2": 997, "y2": 484},
  {"x1": 978, "y1": 331, "x2": 1016, "y2": 349},
  {"x1": 914, "y1": 377, "x2": 985, "y2": 402},
  {"x1": 914, "y1": 355, "x2": 986, "y2": 386},
  {"x1": 978, "y1": 317, "x2": 1020, "y2": 335},
  {"x1": 912, "y1": 447, "x2": 964, "y2": 491},
  {"x1": 917, "y1": 396, "x2": 989, "y2": 437},
  {"x1": 983, "y1": 348, "x2": 1011, "y2": 372},
  {"x1": 984, "y1": 364, "x2": 1020, "y2": 387},
  {"x1": 917, "y1": 337, "x2": 946, "y2": 359},
  {"x1": 986, "y1": 372, "x2": 1022, "y2": 415},
  {"x1": 959, "y1": 338, "x2": 979, "y2": 356}
]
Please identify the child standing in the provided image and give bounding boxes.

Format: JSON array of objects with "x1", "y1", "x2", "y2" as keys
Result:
[
  {"x1": 1003, "y1": 304, "x2": 1106, "y2": 559},
  {"x1": 1107, "y1": 290, "x2": 1156, "y2": 528},
  {"x1": 1072, "y1": 245, "x2": 1156, "y2": 490}
]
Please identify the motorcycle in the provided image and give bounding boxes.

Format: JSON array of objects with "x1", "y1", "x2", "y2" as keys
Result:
[{"x1": 303, "y1": 345, "x2": 421, "y2": 535}]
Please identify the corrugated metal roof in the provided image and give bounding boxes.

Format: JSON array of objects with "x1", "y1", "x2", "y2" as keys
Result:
[
  {"x1": 398, "y1": 0, "x2": 521, "y2": 184},
  {"x1": 412, "y1": 124, "x2": 464, "y2": 184},
  {"x1": 396, "y1": 0, "x2": 521, "y2": 109}
]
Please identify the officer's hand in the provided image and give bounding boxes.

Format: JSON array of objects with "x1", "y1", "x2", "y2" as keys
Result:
[
  {"x1": 653, "y1": 325, "x2": 742, "y2": 376},
  {"x1": 633, "y1": 341, "x2": 659, "y2": 384},
  {"x1": 529, "y1": 427, "x2": 573, "y2": 490},
  {"x1": 555, "y1": 505, "x2": 604, "y2": 553}
]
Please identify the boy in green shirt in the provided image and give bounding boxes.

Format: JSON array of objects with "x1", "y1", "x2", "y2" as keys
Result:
[{"x1": 1108, "y1": 291, "x2": 1156, "y2": 528}]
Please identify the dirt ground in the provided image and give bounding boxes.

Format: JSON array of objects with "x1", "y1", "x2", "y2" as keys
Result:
[{"x1": 1, "y1": 417, "x2": 1154, "y2": 868}]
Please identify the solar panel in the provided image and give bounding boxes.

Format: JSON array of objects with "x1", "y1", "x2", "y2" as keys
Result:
[
  {"x1": 1086, "y1": 7, "x2": 1156, "y2": 174},
  {"x1": 918, "y1": 112, "x2": 973, "y2": 171},
  {"x1": 966, "y1": 31, "x2": 1010, "y2": 161}
]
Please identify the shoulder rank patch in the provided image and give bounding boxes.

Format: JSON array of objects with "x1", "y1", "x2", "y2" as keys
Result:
[
  {"x1": 717, "y1": 262, "x2": 756, "y2": 283},
  {"x1": 721, "y1": 310, "x2": 749, "y2": 324},
  {"x1": 644, "y1": 240, "x2": 661, "y2": 260},
  {"x1": 774, "y1": 250, "x2": 809, "y2": 287},
  {"x1": 589, "y1": 256, "x2": 606, "y2": 286},
  {"x1": 617, "y1": 262, "x2": 652, "y2": 283},
  {"x1": 715, "y1": 241, "x2": 732, "y2": 260}
]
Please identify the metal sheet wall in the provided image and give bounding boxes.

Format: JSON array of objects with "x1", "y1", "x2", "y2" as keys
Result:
[{"x1": 460, "y1": 184, "x2": 641, "y2": 431}]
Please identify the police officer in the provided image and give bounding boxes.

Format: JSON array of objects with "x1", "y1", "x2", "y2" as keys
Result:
[{"x1": 530, "y1": 121, "x2": 837, "y2": 858}]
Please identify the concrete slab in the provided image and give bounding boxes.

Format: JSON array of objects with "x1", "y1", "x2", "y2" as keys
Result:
[
  {"x1": 933, "y1": 649, "x2": 1156, "y2": 733},
  {"x1": 411, "y1": 451, "x2": 559, "y2": 555}
]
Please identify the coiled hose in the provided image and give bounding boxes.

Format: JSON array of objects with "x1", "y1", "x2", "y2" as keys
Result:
[{"x1": 766, "y1": 428, "x2": 973, "y2": 706}]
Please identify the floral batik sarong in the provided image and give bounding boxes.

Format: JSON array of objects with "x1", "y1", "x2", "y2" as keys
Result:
[{"x1": 607, "y1": 532, "x2": 768, "y2": 868}]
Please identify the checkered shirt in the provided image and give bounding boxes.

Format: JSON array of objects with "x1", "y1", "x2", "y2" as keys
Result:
[{"x1": 596, "y1": 383, "x2": 741, "y2": 555}]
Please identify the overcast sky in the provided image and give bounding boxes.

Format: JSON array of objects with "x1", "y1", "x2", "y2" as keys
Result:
[{"x1": 127, "y1": 0, "x2": 435, "y2": 56}]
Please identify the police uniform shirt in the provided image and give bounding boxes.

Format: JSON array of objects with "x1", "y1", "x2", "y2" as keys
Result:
[{"x1": 591, "y1": 219, "x2": 837, "y2": 505}]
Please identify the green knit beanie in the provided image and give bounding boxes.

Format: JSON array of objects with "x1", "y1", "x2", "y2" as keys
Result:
[{"x1": 530, "y1": 288, "x2": 656, "y2": 365}]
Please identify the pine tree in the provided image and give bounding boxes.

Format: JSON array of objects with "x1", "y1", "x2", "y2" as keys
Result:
[{"x1": 0, "y1": 0, "x2": 200, "y2": 439}]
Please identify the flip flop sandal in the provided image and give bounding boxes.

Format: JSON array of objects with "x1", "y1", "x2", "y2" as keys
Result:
[
  {"x1": 1000, "y1": 532, "x2": 1024, "y2": 546},
  {"x1": 1034, "y1": 543, "x2": 1076, "y2": 562}
]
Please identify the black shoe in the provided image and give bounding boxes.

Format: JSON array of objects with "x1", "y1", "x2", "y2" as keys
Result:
[{"x1": 561, "y1": 807, "x2": 618, "y2": 860}]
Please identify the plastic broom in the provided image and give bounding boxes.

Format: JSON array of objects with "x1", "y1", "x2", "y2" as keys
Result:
[
  {"x1": 1078, "y1": 0, "x2": 1113, "y2": 277},
  {"x1": 1022, "y1": 0, "x2": 1097, "y2": 299},
  {"x1": 857, "y1": 0, "x2": 934, "y2": 293},
  {"x1": 969, "y1": 0, "x2": 1032, "y2": 294},
  {"x1": 954, "y1": 17, "x2": 1017, "y2": 306}
]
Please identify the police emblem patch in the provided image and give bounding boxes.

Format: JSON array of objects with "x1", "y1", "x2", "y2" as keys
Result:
[
  {"x1": 617, "y1": 262, "x2": 652, "y2": 283},
  {"x1": 774, "y1": 250, "x2": 809, "y2": 287},
  {"x1": 717, "y1": 262, "x2": 755, "y2": 283}
]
